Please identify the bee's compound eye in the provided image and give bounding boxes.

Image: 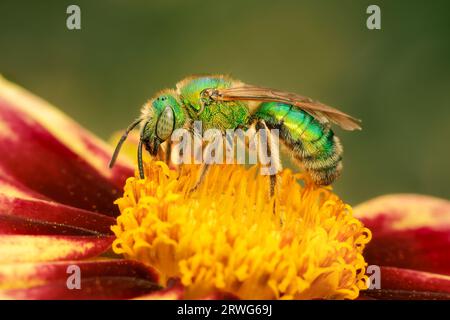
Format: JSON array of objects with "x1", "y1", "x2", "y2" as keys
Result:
[{"x1": 156, "y1": 106, "x2": 175, "y2": 141}]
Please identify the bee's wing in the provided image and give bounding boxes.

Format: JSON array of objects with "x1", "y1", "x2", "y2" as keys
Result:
[{"x1": 209, "y1": 86, "x2": 361, "y2": 130}]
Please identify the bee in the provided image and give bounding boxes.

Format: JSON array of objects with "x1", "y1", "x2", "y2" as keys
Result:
[{"x1": 109, "y1": 75, "x2": 361, "y2": 191}]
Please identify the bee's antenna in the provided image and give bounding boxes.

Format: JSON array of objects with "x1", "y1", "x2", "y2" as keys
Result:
[
  {"x1": 137, "y1": 120, "x2": 150, "y2": 180},
  {"x1": 109, "y1": 118, "x2": 142, "y2": 168},
  {"x1": 138, "y1": 138, "x2": 145, "y2": 179}
]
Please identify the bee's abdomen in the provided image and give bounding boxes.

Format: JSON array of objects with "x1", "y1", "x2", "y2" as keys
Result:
[{"x1": 255, "y1": 102, "x2": 343, "y2": 185}]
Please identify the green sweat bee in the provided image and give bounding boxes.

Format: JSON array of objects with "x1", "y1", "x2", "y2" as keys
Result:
[{"x1": 109, "y1": 75, "x2": 361, "y2": 191}]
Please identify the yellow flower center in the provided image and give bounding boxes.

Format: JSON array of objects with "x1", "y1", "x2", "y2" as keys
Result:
[{"x1": 111, "y1": 161, "x2": 371, "y2": 299}]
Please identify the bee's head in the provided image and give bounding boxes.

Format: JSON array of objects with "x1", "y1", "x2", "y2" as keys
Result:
[
  {"x1": 140, "y1": 91, "x2": 181, "y2": 155},
  {"x1": 109, "y1": 90, "x2": 183, "y2": 179}
]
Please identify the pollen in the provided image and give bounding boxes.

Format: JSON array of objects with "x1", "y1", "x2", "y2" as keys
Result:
[{"x1": 111, "y1": 161, "x2": 371, "y2": 299}]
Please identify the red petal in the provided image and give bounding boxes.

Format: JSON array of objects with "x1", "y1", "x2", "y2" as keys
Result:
[
  {"x1": 0, "y1": 194, "x2": 115, "y2": 236},
  {"x1": 362, "y1": 266, "x2": 450, "y2": 300},
  {"x1": 0, "y1": 259, "x2": 160, "y2": 300},
  {"x1": 135, "y1": 285, "x2": 185, "y2": 300},
  {"x1": 0, "y1": 235, "x2": 114, "y2": 263},
  {"x1": 0, "y1": 76, "x2": 134, "y2": 216},
  {"x1": 354, "y1": 194, "x2": 450, "y2": 275},
  {"x1": 362, "y1": 290, "x2": 450, "y2": 300}
]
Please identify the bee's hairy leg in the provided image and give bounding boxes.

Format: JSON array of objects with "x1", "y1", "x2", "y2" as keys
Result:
[
  {"x1": 164, "y1": 139, "x2": 172, "y2": 163},
  {"x1": 156, "y1": 141, "x2": 166, "y2": 161},
  {"x1": 158, "y1": 139, "x2": 174, "y2": 165},
  {"x1": 189, "y1": 162, "x2": 210, "y2": 193},
  {"x1": 190, "y1": 129, "x2": 229, "y2": 193},
  {"x1": 160, "y1": 139, "x2": 185, "y2": 180},
  {"x1": 254, "y1": 119, "x2": 282, "y2": 198}
]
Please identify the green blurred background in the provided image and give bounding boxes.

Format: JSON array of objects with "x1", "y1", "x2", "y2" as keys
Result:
[{"x1": 1, "y1": 0, "x2": 449, "y2": 204}]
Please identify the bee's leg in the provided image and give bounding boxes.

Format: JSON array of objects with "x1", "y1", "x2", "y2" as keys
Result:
[
  {"x1": 164, "y1": 139, "x2": 172, "y2": 163},
  {"x1": 254, "y1": 119, "x2": 282, "y2": 197},
  {"x1": 158, "y1": 139, "x2": 176, "y2": 165},
  {"x1": 155, "y1": 140, "x2": 168, "y2": 162},
  {"x1": 160, "y1": 138, "x2": 185, "y2": 180},
  {"x1": 189, "y1": 162, "x2": 210, "y2": 193},
  {"x1": 189, "y1": 148, "x2": 212, "y2": 193},
  {"x1": 190, "y1": 130, "x2": 232, "y2": 193}
]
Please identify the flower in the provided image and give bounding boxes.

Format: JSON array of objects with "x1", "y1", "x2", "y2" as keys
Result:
[
  {"x1": 0, "y1": 76, "x2": 449, "y2": 300},
  {"x1": 111, "y1": 161, "x2": 371, "y2": 299}
]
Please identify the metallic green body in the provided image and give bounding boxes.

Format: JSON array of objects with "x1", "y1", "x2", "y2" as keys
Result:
[
  {"x1": 255, "y1": 102, "x2": 334, "y2": 157},
  {"x1": 254, "y1": 101, "x2": 342, "y2": 184},
  {"x1": 138, "y1": 75, "x2": 343, "y2": 185},
  {"x1": 178, "y1": 76, "x2": 250, "y2": 131}
]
